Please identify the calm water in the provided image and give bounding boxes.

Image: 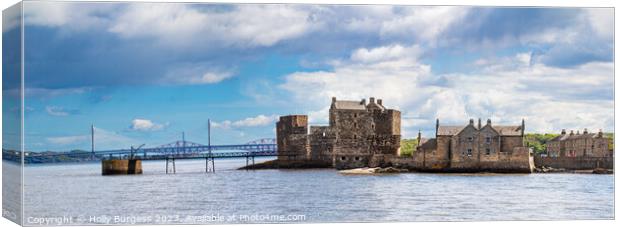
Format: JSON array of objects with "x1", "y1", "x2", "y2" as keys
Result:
[{"x1": 6, "y1": 158, "x2": 615, "y2": 225}]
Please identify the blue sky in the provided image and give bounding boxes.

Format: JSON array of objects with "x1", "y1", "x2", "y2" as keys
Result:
[{"x1": 2, "y1": 2, "x2": 614, "y2": 151}]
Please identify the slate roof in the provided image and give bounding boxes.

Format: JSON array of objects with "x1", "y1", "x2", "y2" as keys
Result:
[
  {"x1": 366, "y1": 102, "x2": 385, "y2": 111},
  {"x1": 437, "y1": 126, "x2": 465, "y2": 136},
  {"x1": 437, "y1": 125, "x2": 523, "y2": 136},
  {"x1": 551, "y1": 133, "x2": 600, "y2": 141},
  {"x1": 493, "y1": 126, "x2": 523, "y2": 136},
  {"x1": 418, "y1": 138, "x2": 437, "y2": 150},
  {"x1": 332, "y1": 100, "x2": 366, "y2": 110}
]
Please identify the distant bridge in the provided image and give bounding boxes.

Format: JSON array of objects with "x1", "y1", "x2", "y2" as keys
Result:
[
  {"x1": 30, "y1": 138, "x2": 277, "y2": 159},
  {"x1": 28, "y1": 138, "x2": 278, "y2": 173},
  {"x1": 28, "y1": 121, "x2": 281, "y2": 174}
]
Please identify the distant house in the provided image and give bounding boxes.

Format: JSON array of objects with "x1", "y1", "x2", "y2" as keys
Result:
[
  {"x1": 414, "y1": 118, "x2": 533, "y2": 172},
  {"x1": 546, "y1": 129, "x2": 610, "y2": 158}
]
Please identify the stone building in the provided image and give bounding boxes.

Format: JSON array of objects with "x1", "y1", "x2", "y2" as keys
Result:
[
  {"x1": 546, "y1": 129, "x2": 610, "y2": 158},
  {"x1": 276, "y1": 97, "x2": 401, "y2": 169},
  {"x1": 412, "y1": 118, "x2": 534, "y2": 173}
]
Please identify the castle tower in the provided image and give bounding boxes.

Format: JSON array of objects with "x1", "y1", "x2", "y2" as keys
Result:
[{"x1": 276, "y1": 115, "x2": 309, "y2": 161}]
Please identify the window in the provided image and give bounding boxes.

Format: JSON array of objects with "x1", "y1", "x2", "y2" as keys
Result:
[
  {"x1": 354, "y1": 157, "x2": 360, "y2": 161},
  {"x1": 467, "y1": 149, "x2": 472, "y2": 156},
  {"x1": 354, "y1": 123, "x2": 357, "y2": 128},
  {"x1": 353, "y1": 135, "x2": 357, "y2": 139},
  {"x1": 341, "y1": 156, "x2": 346, "y2": 161},
  {"x1": 468, "y1": 137, "x2": 473, "y2": 142},
  {"x1": 485, "y1": 137, "x2": 491, "y2": 143},
  {"x1": 485, "y1": 148, "x2": 491, "y2": 155},
  {"x1": 354, "y1": 113, "x2": 358, "y2": 118}
]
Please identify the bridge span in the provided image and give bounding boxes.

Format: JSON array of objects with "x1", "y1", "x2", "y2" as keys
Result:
[{"x1": 31, "y1": 137, "x2": 278, "y2": 174}]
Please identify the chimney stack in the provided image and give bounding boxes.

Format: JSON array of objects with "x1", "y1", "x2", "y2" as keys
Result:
[
  {"x1": 377, "y1": 99, "x2": 383, "y2": 105},
  {"x1": 417, "y1": 130, "x2": 421, "y2": 149},
  {"x1": 332, "y1": 97, "x2": 336, "y2": 103},
  {"x1": 521, "y1": 119, "x2": 525, "y2": 137},
  {"x1": 369, "y1": 97, "x2": 375, "y2": 103},
  {"x1": 570, "y1": 130, "x2": 574, "y2": 135},
  {"x1": 561, "y1": 129, "x2": 566, "y2": 135},
  {"x1": 576, "y1": 130, "x2": 580, "y2": 135},
  {"x1": 486, "y1": 119, "x2": 491, "y2": 126},
  {"x1": 598, "y1": 129, "x2": 603, "y2": 137},
  {"x1": 583, "y1": 128, "x2": 588, "y2": 134},
  {"x1": 469, "y1": 119, "x2": 474, "y2": 125},
  {"x1": 435, "y1": 119, "x2": 439, "y2": 137},
  {"x1": 478, "y1": 118, "x2": 481, "y2": 129},
  {"x1": 361, "y1": 98, "x2": 366, "y2": 105}
]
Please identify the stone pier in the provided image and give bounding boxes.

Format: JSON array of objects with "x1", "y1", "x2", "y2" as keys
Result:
[{"x1": 101, "y1": 159, "x2": 143, "y2": 175}]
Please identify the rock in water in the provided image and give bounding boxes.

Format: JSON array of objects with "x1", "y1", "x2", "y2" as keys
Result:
[
  {"x1": 593, "y1": 168, "x2": 613, "y2": 174},
  {"x1": 339, "y1": 167, "x2": 379, "y2": 174}
]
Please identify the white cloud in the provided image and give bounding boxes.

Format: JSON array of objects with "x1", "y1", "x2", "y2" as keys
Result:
[
  {"x1": 583, "y1": 8, "x2": 613, "y2": 41},
  {"x1": 46, "y1": 127, "x2": 138, "y2": 150},
  {"x1": 280, "y1": 44, "x2": 613, "y2": 138},
  {"x1": 163, "y1": 65, "x2": 235, "y2": 85},
  {"x1": 109, "y1": 4, "x2": 320, "y2": 48},
  {"x1": 280, "y1": 44, "x2": 432, "y2": 114},
  {"x1": 23, "y1": 1, "x2": 116, "y2": 31},
  {"x1": 129, "y1": 119, "x2": 166, "y2": 131},
  {"x1": 212, "y1": 114, "x2": 279, "y2": 129},
  {"x1": 45, "y1": 106, "x2": 79, "y2": 116},
  {"x1": 380, "y1": 6, "x2": 470, "y2": 45}
]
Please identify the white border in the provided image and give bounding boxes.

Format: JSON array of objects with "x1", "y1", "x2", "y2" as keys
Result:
[{"x1": 0, "y1": 1, "x2": 617, "y2": 227}]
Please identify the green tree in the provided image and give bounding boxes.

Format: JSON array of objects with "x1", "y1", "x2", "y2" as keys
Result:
[
  {"x1": 400, "y1": 139, "x2": 419, "y2": 157},
  {"x1": 524, "y1": 133, "x2": 558, "y2": 155}
]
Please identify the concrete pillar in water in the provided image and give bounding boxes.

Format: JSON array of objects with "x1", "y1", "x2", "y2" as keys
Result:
[{"x1": 101, "y1": 159, "x2": 143, "y2": 175}]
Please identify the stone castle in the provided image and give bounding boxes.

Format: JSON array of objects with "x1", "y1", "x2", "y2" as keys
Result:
[
  {"x1": 276, "y1": 97, "x2": 534, "y2": 172},
  {"x1": 546, "y1": 129, "x2": 611, "y2": 158},
  {"x1": 410, "y1": 118, "x2": 533, "y2": 173},
  {"x1": 277, "y1": 97, "x2": 401, "y2": 169}
]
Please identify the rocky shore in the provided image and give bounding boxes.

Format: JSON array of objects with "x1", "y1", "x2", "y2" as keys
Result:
[
  {"x1": 534, "y1": 166, "x2": 613, "y2": 174},
  {"x1": 339, "y1": 167, "x2": 409, "y2": 174},
  {"x1": 241, "y1": 160, "x2": 613, "y2": 175}
]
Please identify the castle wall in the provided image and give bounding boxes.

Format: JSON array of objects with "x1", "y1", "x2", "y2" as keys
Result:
[
  {"x1": 534, "y1": 155, "x2": 613, "y2": 169},
  {"x1": 276, "y1": 115, "x2": 309, "y2": 161},
  {"x1": 331, "y1": 108, "x2": 374, "y2": 169},
  {"x1": 309, "y1": 126, "x2": 336, "y2": 164},
  {"x1": 501, "y1": 136, "x2": 523, "y2": 153}
]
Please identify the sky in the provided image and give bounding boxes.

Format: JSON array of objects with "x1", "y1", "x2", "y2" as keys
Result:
[{"x1": 1, "y1": 2, "x2": 614, "y2": 151}]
